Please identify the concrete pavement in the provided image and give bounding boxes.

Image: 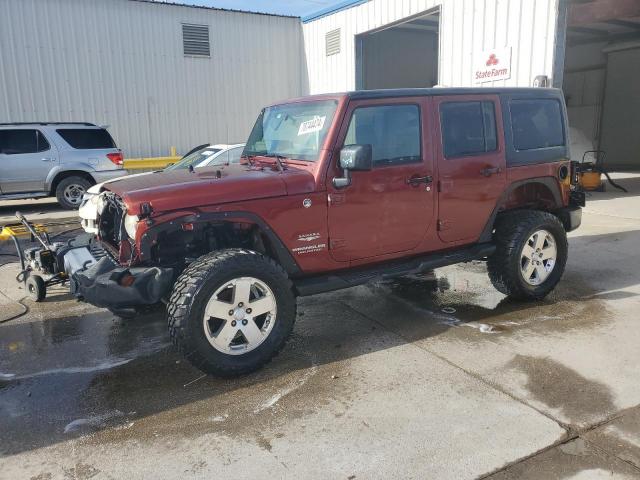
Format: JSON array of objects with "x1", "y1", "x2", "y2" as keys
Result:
[
  {"x1": 1, "y1": 175, "x2": 639, "y2": 479},
  {"x1": 0, "y1": 197, "x2": 77, "y2": 226}
]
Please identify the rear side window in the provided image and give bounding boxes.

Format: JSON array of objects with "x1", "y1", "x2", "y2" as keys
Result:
[
  {"x1": 0, "y1": 129, "x2": 50, "y2": 155},
  {"x1": 344, "y1": 104, "x2": 421, "y2": 167},
  {"x1": 56, "y1": 128, "x2": 116, "y2": 149},
  {"x1": 509, "y1": 99, "x2": 564, "y2": 151},
  {"x1": 440, "y1": 101, "x2": 497, "y2": 158}
]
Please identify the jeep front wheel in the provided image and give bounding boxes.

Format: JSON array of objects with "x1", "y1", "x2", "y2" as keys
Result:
[
  {"x1": 487, "y1": 210, "x2": 568, "y2": 300},
  {"x1": 167, "y1": 249, "x2": 296, "y2": 377}
]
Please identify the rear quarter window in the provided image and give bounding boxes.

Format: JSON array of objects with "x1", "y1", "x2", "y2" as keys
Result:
[
  {"x1": 56, "y1": 128, "x2": 116, "y2": 149},
  {"x1": 510, "y1": 99, "x2": 564, "y2": 151}
]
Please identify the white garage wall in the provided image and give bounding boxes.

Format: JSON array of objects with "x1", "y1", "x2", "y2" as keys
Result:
[
  {"x1": 303, "y1": 0, "x2": 560, "y2": 93},
  {"x1": 0, "y1": 0, "x2": 307, "y2": 157}
]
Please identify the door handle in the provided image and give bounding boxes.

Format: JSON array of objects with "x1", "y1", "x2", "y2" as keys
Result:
[
  {"x1": 480, "y1": 166, "x2": 502, "y2": 177},
  {"x1": 41, "y1": 157, "x2": 53, "y2": 162},
  {"x1": 407, "y1": 175, "x2": 433, "y2": 186}
]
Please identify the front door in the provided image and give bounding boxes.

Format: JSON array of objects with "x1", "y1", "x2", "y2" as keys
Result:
[
  {"x1": 433, "y1": 95, "x2": 506, "y2": 243},
  {"x1": 327, "y1": 97, "x2": 435, "y2": 262},
  {"x1": 0, "y1": 129, "x2": 57, "y2": 193}
]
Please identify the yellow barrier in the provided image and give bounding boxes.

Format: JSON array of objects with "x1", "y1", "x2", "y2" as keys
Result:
[
  {"x1": 124, "y1": 146, "x2": 181, "y2": 170},
  {"x1": 124, "y1": 156, "x2": 181, "y2": 170},
  {"x1": 0, "y1": 223, "x2": 48, "y2": 241}
]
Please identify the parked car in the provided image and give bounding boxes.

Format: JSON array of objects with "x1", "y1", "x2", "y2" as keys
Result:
[
  {"x1": 63, "y1": 88, "x2": 584, "y2": 377},
  {"x1": 78, "y1": 143, "x2": 245, "y2": 233},
  {"x1": 165, "y1": 143, "x2": 245, "y2": 171},
  {"x1": 0, "y1": 123, "x2": 125, "y2": 209}
]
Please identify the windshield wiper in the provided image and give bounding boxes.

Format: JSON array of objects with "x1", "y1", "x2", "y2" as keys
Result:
[
  {"x1": 262, "y1": 154, "x2": 287, "y2": 172},
  {"x1": 241, "y1": 154, "x2": 257, "y2": 167}
]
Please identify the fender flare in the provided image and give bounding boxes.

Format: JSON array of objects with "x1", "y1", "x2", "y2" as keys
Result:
[
  {"x1": 46, "y1": 165, "x2": 97, "y2": 191},
  {"x1": 478, "y1": 177, "x2": 563, "y2": 243},
  {"x1": 138, "y1": 211, "x2": 302, "y2": 277}
]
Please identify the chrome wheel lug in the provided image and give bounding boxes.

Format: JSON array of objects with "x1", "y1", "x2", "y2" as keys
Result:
[
  {"x1": 231, "y1": 320, "x2": 237, "y2": 327},
  {"x1": 246, "y1": 308, "x2": 252, "y2": 314},
  {"x1": 228, "y1": 309, "x2": 234, "y2": 316},
  {"x1": 242, "y1": 319, "x2": 248, "y2": 326},
  {"x1": 238, "y1": 302, "x2": 244, "y2": 307}
]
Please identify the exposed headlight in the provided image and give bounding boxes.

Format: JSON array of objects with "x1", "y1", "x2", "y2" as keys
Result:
[{"x1": 124, "y1": 214, "x2": 139, "y2": 239}]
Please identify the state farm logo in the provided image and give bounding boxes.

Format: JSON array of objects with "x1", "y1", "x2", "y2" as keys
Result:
[
  {"x1": 475, "y1": 47, "x2": 511, "y2": 83},
  {"x1": 486, "y1": 53, "x2": 499, "y2": 67}
]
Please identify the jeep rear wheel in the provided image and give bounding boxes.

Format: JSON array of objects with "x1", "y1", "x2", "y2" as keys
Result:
[
  {"x1": 487, "y1": 210, "x2": 568, "y2": 300},
  {"x1": 167, "y1": 249, "x2": 296, "y2": 377}
]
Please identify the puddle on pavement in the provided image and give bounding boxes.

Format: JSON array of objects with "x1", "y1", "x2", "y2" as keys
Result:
[
  {"x1": 0, "y1": 300, "x2": 356, "y2": 456},
  {"x1": 508, "y1": 354, "x2": 618, "y2": 426},
  {"x1": 372, "y1": 261, "x2": 613, "y2": 338}
]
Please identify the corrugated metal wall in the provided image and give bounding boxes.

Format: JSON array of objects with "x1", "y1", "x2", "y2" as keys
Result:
[
  {"x1": 303, "y1": 0, "x2": 560, "y2": 93},
  {"x1": 0, "y1": 0, "x2": 307, "y2": 157}
]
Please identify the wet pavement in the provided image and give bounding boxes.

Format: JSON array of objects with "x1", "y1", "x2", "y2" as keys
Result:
[{"x1": 1, "y1": 174, "x2": 640, "y2": 479}]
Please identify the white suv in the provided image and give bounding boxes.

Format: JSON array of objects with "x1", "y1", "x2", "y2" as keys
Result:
[{"x1": 0, "y1": 123, "x2": 126, "y2": 209}]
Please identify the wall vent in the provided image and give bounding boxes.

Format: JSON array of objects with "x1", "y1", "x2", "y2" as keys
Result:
[
  {"x1": 326, "y1": 28, "x2": 341, "y2": 56},
  {"x1": 182, "y1": 23, "x2": 210, "y2": 57}
]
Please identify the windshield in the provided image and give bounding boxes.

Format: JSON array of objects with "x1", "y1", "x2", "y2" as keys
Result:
[
  {"x1": 243, "y1": 100, "x2": 338, "y2": 162},
  {"x1": 165, "y1": 147, "x2": 221, "y2": 171}
]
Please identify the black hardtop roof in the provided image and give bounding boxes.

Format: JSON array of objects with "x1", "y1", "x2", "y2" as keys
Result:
[{"x1": 346, "y1": 87, "x2": 563, "y2": 100}]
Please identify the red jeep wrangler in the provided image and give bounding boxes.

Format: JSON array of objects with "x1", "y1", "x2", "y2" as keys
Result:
[{"x1": 70, "y1": 88, "x2": 584, "y2": 376}]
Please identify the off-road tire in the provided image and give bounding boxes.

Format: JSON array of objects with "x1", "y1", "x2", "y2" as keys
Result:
[
  {"x1": 55, "y1": 176, "x2": 92, "y2": 210},
  {"x1": 167, "y1": 249, "x2": 296, "y2": 377},
  {"x1": 487, "y1": 210, "x2": 568, "y2": 300},
  {"x1": 26, "y1": 275, "x2": 46, "y2": 302}
]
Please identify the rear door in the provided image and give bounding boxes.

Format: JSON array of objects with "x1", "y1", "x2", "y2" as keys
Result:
[
  {"x1": 326, "y1": 97, "x2": 435, "y2": 261},
  {"x1": 433, "y1": 95, "x2": 506, "y2": 243},
  {"x1": 0, "y1": 128, "x2": 58, "y2": 193}
]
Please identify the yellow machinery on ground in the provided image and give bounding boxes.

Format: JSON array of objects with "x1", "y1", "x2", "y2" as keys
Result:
[{"x1": 577, "y1": 150, "x2": 627, "y2": 193}]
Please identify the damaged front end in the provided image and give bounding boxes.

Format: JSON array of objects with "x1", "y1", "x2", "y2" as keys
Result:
[
  {"x1": 65, "y1": 193, "x2": 174, "y2": 311},
  {"x1": 71, "y1": 256, "x2": 173, "y2": 310}
]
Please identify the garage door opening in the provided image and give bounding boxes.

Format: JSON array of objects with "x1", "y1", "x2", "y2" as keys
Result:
[
  {"x1": 356, "y1": 10, "x2": 440, "y2": 90},
  {"x1": 563, "y1": 2, "x2": 640, "y2": 171}
]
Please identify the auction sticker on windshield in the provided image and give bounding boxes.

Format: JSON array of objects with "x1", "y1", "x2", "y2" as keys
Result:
[{"x1": 298, "y1": 116, "x2": 326, "y2": 136}]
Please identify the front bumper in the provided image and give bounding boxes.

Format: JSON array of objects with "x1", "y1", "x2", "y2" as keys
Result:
[{"x1": 64, "y1": 237, "x2": 174, "y2": 309}]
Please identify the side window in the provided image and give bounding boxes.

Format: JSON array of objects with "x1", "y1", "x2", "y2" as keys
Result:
[
  {"x1": 56, "y1": 128, "x2": 116, "y2": 149},
  {"x1": 440, "y1": 101, "x2": 497, "y2": 158},
  {"x1": 344, "y1": 104, "x2": 421, "y2": 167},
  {"x1": 0, "y1": 129, "x2": 50, "y2": 155},
  {"x1": 228, "y1": 147, "x2": 243, "y2": 164},
  {"x1": 510, "y1": 99, "x2": 564, "y2": 151}
]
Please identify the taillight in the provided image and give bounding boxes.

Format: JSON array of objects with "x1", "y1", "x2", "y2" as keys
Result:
[{"x1": 107, "y1": 152, "x2": 123, "y2": 166}]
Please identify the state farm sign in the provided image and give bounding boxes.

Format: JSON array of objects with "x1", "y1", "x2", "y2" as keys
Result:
[{"x1": 474, "y1": 47, "x2": 512, "y2": 83}]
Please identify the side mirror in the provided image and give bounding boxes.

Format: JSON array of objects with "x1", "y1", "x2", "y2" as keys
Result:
[{"x1": 333, "y1": 144, "x2": 372, "y2": 188}]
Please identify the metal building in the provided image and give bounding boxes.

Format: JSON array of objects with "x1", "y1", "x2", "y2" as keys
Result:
[
  {"x1": 2, "y1": 0, "x2": 639, "y2": 169},
  {"x1": 0, "y1": 0, "x2": 306, "y2": 157},
  {"x1": 302, "y1": 0, "x2": 640, "y2": 170}
]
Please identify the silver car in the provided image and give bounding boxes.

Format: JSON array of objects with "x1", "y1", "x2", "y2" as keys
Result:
[{"x1": 0, "y1": 122, "x2": 126, "y2": 209}]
